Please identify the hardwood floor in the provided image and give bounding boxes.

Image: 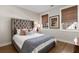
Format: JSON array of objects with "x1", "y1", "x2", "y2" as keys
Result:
[
  {"x1": 0, "y1": 41, "x2": 79, "y2": 53},
  {"x1": 0, "y1": 44, "x2": 17, "y2": 53},
  {"x1": 49, "y1": 41, "x2": 75, "y2": 53}
]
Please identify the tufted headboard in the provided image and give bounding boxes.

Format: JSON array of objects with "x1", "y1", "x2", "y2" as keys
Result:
[{"x1": 11, "y1": 18, "x2": 34, "y2": 38}]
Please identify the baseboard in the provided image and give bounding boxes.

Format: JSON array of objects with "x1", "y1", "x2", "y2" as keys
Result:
[
  {"x1": 0, "y1": 42, "x2": 12, "y2": 47},
  {"x1": 57, "y1": 39, "x2": 74, "y2": 45}
]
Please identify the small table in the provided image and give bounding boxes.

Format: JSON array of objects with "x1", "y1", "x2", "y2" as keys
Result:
[
  {"x1": 74, "y1": 37, "x2": 79, "y2": 46},
  {"x1": 74, "y1": 37, "x2": 79, "y2": 52}
]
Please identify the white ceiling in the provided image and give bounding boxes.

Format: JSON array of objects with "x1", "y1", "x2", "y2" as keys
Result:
[{"x1": 17, "y1": 5, "x2": 52, "y2": 14}]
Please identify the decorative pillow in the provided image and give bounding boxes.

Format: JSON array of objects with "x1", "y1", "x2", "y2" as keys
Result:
[
  {"x1": 16, "y1": 29, "x2": 28, "y2": 35},
  {"x1": 20, "y1": 29, "x2": 27, "y2": 35}
]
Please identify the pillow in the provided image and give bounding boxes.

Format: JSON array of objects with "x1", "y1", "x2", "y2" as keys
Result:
[
  {"x1": 20, "y1": 29, "x2": 27, "y2": 35},
  {"x1": 16, "y1": 29, "x2": 28, "y2": 35},
  {"x1": 16, "y1": 29, "x2": 20, "y2": 35},
  {"x1": 32, "y1": 27, "x2": 37, "y2": 32}
]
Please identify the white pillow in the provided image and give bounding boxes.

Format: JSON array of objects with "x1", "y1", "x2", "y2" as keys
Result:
[
  {"x1": 32, "y1": 27, "x2": 37, "y2": 32},
  {"x1": 16, "y1": 29, "x2": 20, "y2": 35}
]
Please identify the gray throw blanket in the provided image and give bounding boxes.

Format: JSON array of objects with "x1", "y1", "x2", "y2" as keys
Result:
[{"x1": 20, "y1": 35, "x2": 54, "y2": 53}]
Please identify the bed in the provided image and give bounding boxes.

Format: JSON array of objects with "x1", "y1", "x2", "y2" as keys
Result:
[{"x1": 11, "y1": 18, "x2": 56, "y2": 53}]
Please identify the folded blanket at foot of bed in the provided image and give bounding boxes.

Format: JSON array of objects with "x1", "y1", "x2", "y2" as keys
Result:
[{"x1": 20, "y1": 35, "x2": 55, "y2": 53}]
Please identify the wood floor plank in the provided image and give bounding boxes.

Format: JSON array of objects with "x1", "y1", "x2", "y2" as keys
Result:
[
  {"x1": 0, "y1": 41, "x2": 79, "y2": 53},
  {"x1": 0, "y1": 44, "x2": 17, "y2": 53},
  {"x1": 49, "y1": 41, "x2": 77, "y2": 53}
]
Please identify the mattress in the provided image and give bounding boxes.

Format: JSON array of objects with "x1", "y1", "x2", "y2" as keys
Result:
[{"x1": 13, "y1": 33, "x2": 55, "y2": 53}]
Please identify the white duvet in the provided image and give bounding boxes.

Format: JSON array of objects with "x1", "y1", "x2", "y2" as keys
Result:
[{"x1": 13, "y1": 33, "x2": 55, "y2": 53}]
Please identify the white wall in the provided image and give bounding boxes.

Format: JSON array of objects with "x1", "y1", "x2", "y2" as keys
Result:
[
  {"x1": 49, "y1": 5, "x2": 66, "y2": 16},
  {"x1": 0, "y1": 6, "x2": 40, "y2": 47},
  {"x1": 0, "y1": 6, "x2": 40, "y2": 22},
  {"x1": 40, "y1": 5, "x2": 79, "y2": 44},
  {"x1": 0, "y1": 17, "x2": 11, "y2": 46},
  {"x1": 42, "y1": 29, "x2": 79, "y2": 44}
]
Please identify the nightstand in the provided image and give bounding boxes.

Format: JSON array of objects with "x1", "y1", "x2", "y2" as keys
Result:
[
  {"x1": 74, "y1": 37, "x2": 79, "y2": 52},
  {"x1": 74, "y1": 37, "x2": 79, "y2": 46}
]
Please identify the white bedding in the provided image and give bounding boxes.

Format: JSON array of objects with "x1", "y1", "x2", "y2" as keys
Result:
[{"x1": 13, "y1": 33, "x2": 55, "y2": 53}]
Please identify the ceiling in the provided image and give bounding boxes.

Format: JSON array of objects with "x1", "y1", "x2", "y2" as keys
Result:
[{"x1": 17, "y1": 5, "x2": 53, "y2": 14}]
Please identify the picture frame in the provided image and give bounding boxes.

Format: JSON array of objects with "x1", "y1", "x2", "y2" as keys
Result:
[{"x1": 49, "y1": 15, "x2": 59, "y2": 29}]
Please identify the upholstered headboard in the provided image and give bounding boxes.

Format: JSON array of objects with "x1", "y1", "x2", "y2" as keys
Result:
[{"x1": 11, "y1": 18, "x2": 34, "y2": 37}]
